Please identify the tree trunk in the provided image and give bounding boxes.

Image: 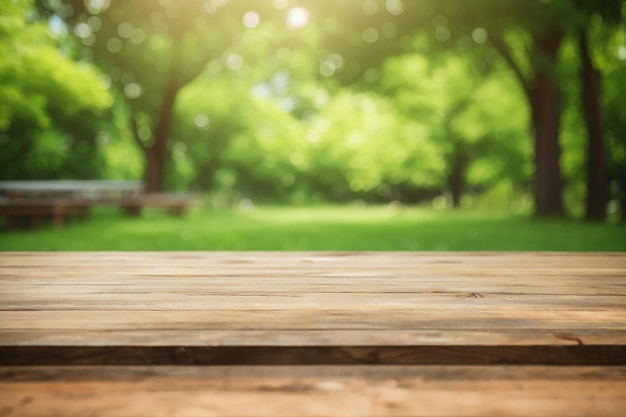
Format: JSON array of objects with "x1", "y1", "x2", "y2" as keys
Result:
[
  {"x1": 143, "y1": 69, "x2": 181, "y2": 193},
  {"x1": 579, "y1": 30, "x2": 606, "y2": 222},
  {"x1": 447, "y1": 149, "x2": 468, "y2": 209},
  {"x1": 528, "y1": 80, "x2": 564, "y2": 217},
  {"x1": 143, "y1": 147, "x2": 164, "y2": 194},
  {"x1": 527, "y1": 31, "x2": 565, "y2": 218},
  {"x1": 450, "y1": 182, "x2": 463, "y2": 209},
  {"x1": 197, "y1": 159, "x2": 220, "y2": 191},
  {"x1": 489, "y1": 30, "x2": 565, "y2": 217}
]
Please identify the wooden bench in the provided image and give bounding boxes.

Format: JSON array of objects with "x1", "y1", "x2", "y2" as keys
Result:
[
  {"x1": 0, "y1": 198, "x2": 91, "y2": 230},
  {"x1": 0, "y1": 180, "x2": 144, "y2": 200},
  {"x1": 0, "y1": 181, "x2": 198, "y2": 230},
  {"x1": 114, "y1": 193, "x2": 200, "y2": 217},
  {"x1": 0, "y1": 252, "x2": 624, "y2": 416},
  {"x1": 0, "y1": 180, "x2": 143, "y2": 230}
]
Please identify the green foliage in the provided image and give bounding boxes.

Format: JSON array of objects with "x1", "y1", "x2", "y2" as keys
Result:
[
  {"x1": 95, "y1": 102, "x2": 145, "y2": 181},
  {"x1": 170, "y1": 71, "x2": 304, "y2": 198},
  {"x1": 4, "y1": 0, "x2": 625, "y2": 217},
  {"x1": 172, "y1": 69, "x2": 446, "y2": 204},
  {"x1": 380, "y1": 52, "x2": 532, "y2": 200},
  {"x1": 302, "y1": 0, "x2": 625, "y2": 217},
  {"x1": 0, "y1": 0, "x2": 112, "y2": 180},
  {"x1": 0, "y1": 5, "x2": 110, "y2": 128},
  {"x1": 304, "y1": 89, "x2": 441, "y2": 201},
  {"x1": 45, "y1": 0, "x2": 331, "y2": 191}
]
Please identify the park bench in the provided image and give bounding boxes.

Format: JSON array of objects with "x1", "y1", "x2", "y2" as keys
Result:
[
  {"x1": 0, "y1": 181, "x2": 198, "y2": 230},
  {"x1": 113, "y1": 193, "x2": 200, "y2": 217},
  {"x1": 0, "y1": 252, "x2": 624, "y2": 416},
  {"x1": 0, "y1": 180, "x2": 144, "y2": 200},
  {"x1": 0, "y1": 198, "x2": 91, "y2": 230}
]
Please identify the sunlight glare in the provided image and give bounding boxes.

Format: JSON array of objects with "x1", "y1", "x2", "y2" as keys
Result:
[
  {"x1": 385, "y1": 0, "x2": 404, "y2": 15},
  {"x1": 287, "y1": 7, "x2": 309, "y2": 29},
  {"x1": 124, "y1": 83, "x2": 142, "y2": 99},
  {"x1": 362, "y1": 0, "x2": 378, "y2": 15},
  {"x1": 243, "y1": 11, "x2": 260, "y2": 29},
  {"x1": 85, "y1": 0, "x2": 110, "y2": 14},
  {"x1": 362, "y1": 27, "x2": 379, "y2": 43},
  {"x1": 272, "y1": 0, "x2": 289, "y2": 10},
  {"x1": 194, "y1": 114, "x2": 210, "y2": 130},
  {"x1": 226, "y1": 53, "x2": 243, "y2": 70},
  {"x1": 472, "y1": 27, "x2": 488, "y2": 44}
]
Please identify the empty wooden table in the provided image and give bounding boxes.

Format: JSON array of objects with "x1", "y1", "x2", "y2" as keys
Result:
[{"x1": 1, "y1": 252, "x2": 625, "y2": 416}]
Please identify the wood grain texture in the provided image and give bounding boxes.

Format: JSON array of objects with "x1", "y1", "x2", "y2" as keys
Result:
[
  {"x1": 1, "y1": 252, "x2": 625, "y2": 365},
  {"x1": 1, "y1": 365, "x2": 625, "y2": 417},
  {"x1": 1, "y1": 252, "x2": 625, "y2": 416}
]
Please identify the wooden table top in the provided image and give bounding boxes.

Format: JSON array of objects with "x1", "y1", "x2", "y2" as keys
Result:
[{"x1": 1, "y1": 252, "x2": 625, "y2": 416}]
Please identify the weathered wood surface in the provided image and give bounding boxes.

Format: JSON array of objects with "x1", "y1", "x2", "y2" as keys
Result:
[
  {"x1": 1, "y1": 252, "x2": 625, "y2": 416},
  {"x1": 1, "y1": 365, "x2": 625, "y2": 417},
  {"x1": 1, "y1": 252, "x2": 625, "y2": 365}
]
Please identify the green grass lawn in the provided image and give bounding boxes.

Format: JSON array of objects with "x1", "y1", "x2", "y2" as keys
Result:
[{"x1": 0, "y1": 204, "x2": 625, "y2": 251}]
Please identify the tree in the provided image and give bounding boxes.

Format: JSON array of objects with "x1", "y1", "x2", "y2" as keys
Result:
[
  {"x1": 381, "y1": 53, "x2": 531, "y2": 208},
  {"x1": 302, "y1": 0, "x2": 619, "y2": 217},
  {"x1": 603, "y1": 39, "x2": 626, "y2": 222},
  {"x1": 574, "y1": 0, "x2": 624, "y2": 221},
  {"x1": 578, "y1": 30, "x2": 606, "y2": 220},
  {"x1": 171, "y1": 70, "x2": 304, "y2": 198},
  {"x1": 49, "y1": 0, "x2": 292, "y2": 192}
]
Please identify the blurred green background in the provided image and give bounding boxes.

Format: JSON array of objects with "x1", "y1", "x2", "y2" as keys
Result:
[{"x1": 1, "y1": 0, "x2": 625, "y2": 250}]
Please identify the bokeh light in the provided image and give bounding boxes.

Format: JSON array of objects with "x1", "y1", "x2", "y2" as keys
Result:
[
  {"x1": 242, "y1": 11, "x2": 260, "y2": 29},
  {"x1": 286, "y1": 7, "x2": 309, "y2": 29}
]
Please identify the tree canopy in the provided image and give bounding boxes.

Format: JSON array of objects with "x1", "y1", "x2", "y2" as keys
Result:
[
  {"x1": 2, "y1": 0, "x2": 625, "y2": 221},
  {"x1": 1, "y1": 0, "x2": 112, "y2": 179}
]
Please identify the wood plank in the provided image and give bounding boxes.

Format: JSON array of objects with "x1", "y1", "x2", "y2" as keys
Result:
[
  {"x1": 1, "y1": 251, "x2": 625, "y2": 270},
  {"x1": 2, "y1": 329, "x2": 625, "y2": 346},
  {"x1": 3, "y1": 279, "x2": 624, "y2": 299},
  {"x1": 2, "y1": 270, "x2": 624, "y2": 293},
  {"x1": 1, "y1": 252, "x2": 624, "y2": 365},
  {"x1": 1, "y1": 292, "x2": 624, "y2": 310},
  {"x1": 2, "y1": 309, "x2": 625, "y2": 364},
  {"x1": 1, "y1": 252, "x2": 625, "y2": 415},
  {"x1": 1, "y1": 365, "x2": 625, "y2": 417},
  {"x1": 2, "y1": 309, "x2": 625, "y2": 331}
]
